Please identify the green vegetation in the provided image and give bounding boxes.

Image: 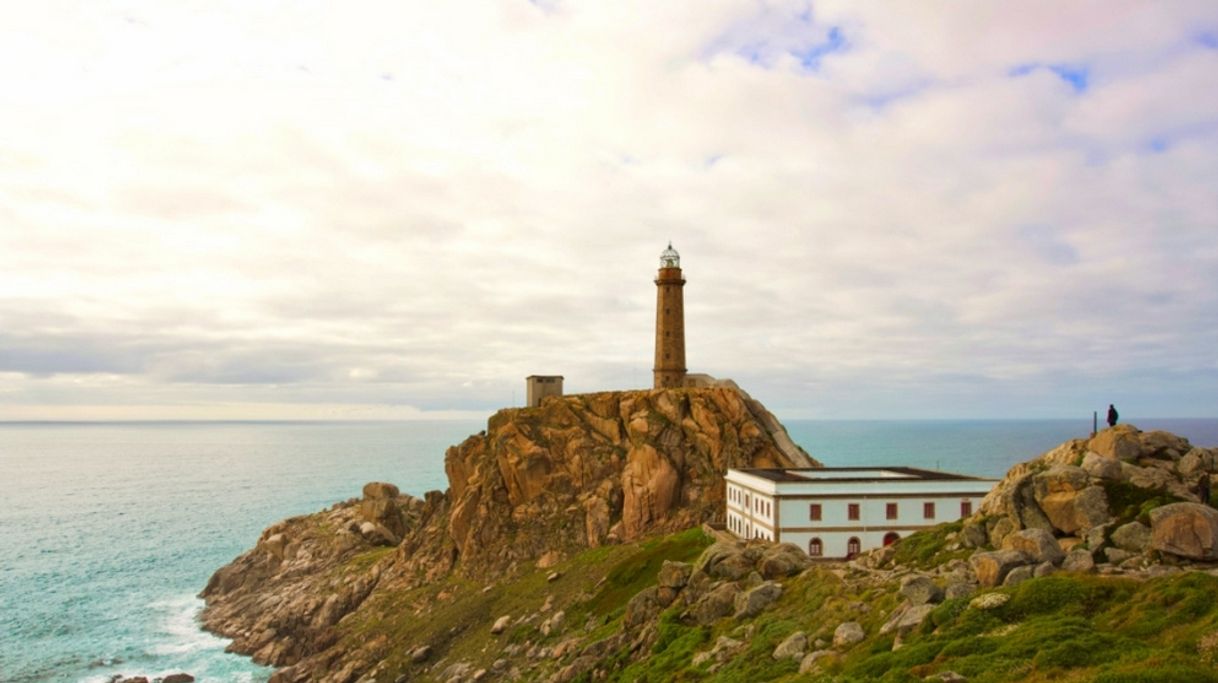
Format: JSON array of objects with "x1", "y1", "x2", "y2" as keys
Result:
[
  {"x1": 889, "y1": 520, "x2": 968, "y2": 569},
  {"x1": 328, "y1": 525, "x2": 1218, "y2": 682},
  {"x1": 1102, "y1": 480, "x2": 1184, "y2": 526},
  {"x1": 832, "y1": 573, "x2": 1218, "y2": 682}
]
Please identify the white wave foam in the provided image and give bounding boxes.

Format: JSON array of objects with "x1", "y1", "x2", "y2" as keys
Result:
[{"x1": 147, "y1": 594, "x2": 230, "y2": 656}]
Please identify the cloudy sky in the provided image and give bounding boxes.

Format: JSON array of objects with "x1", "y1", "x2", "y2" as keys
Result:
[{"x1": 1, "y1": 1, "x2": 1216, "y2": 421}]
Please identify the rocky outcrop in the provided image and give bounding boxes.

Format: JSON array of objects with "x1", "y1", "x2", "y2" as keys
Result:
[
  {"x1": 200, "y1": 486, "x2": 427, "y2": 667},
  {"x1": 443, "y1": 388, "x2": 817, "y2": 571},
  {"x1": 1149, "y1": 503, "x2": 1218, "y2": 560},
  {"x1": 978, "y1": 425, "x2": 1216, "y2": 545},
  {"x1": 201, "y1": 387, "x2": 816, "y2": 680}
]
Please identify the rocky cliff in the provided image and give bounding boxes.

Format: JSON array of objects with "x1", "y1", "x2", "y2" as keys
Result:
[{"x1": 200, "y1": 387, "x2": 817, "y2": 681}]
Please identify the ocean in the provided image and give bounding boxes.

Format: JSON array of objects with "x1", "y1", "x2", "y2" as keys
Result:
[{"x1": 2, "y1": 417, "x2": 1216, "y2": 682}]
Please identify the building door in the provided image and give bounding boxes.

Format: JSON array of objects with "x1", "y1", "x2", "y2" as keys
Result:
[
  {"x1": 883, "y1": 532, "x2": 900, "y2": 546},
  {"x1": 846, "y1": 537, "x2": 861, "y2": 558}
]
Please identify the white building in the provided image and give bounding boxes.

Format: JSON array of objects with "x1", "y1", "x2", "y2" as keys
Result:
[{"x1": 725, "y1": 467, "x2": 997, "y2": 559}]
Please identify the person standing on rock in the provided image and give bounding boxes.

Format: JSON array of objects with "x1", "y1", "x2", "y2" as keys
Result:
[
  {"x1": 1107, "y1": 404, "x2": 1119, "y2": 427},
  {"x1": 1198, "y1": 476, "x2": 1211, "y2": 506}
]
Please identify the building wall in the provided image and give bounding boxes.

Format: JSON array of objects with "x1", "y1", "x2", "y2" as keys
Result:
[
  {"x1": 653, "y1": 266, "x2": 686, "y2": 388},
  {"x1": 725, "y1": 477, "x2": 986, "y2": 558},
  {"x1": 525, "y1": 376, "x2": 563, "y2": 408}
]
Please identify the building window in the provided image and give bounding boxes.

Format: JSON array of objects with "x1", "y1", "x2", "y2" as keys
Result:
[
  {"x1": 886, "y1": 502, "x2": 898, "y2": 520},
  {"x1": 961, "y1": 500, "x2": 972, "y2": 517},
  {"x1": 848, "y1": 503, "x2": 860, "y2": 521},
  {"x1": 809, "y1": 538, "x2": 823, "y2": 557},
  {"x1": 809, "y1": 504, "x2": 821, "y2": 521},
  {"x1": 924, "y1": 502, "x2": 935, "y2": 519},
  {"x1": 847, "y1": 537, "x2": 861, "y2": 558},
  {"x1": 883, "y1": 532, "x2": 900, "y2": 546}
]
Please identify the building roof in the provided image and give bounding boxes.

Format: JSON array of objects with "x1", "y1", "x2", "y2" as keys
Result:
[{"x1": 732, "y1": 466, "x2": 995, "y2": 483}]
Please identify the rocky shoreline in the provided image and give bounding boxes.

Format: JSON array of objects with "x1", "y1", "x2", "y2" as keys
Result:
[
  {"x1": 200, "y1": 387, "x2": 815, "y2": 681},
  {"x1": 199, "y1": 403, "x2": 1218, "y2": 681}
]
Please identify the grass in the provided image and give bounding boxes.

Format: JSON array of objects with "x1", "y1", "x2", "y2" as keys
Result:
[
  {"x1": 1101, "y1": 480, "x2": 1184, "y2": 527},
  {"x1": 889, "y1": 520, "x2": 968, "y2": 569},
  {"x1": 831, "y1": 572, "x2": 1218, "y2": 683},
  {"x1": 323, "y1": 524, "x2": 1218, "y2": 683}
]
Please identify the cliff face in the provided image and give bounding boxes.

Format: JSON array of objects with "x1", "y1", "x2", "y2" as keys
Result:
[
  {"x1": 200, "y1": 387, "x2": 817, "y2": 681},
  {"x1": 443, "y1": 387, "x2": 817, "y2": 572}
]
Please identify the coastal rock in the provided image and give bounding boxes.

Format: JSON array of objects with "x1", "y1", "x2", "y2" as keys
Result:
[
  {"x1": 1111, "y1": 521, "x2": 1151, "y2": 553},
  {"x1": 734, "y1": 581, "x2": 783, "y2": 619},
  {"x1": 1180, "y1": 449, "x2": 1218, "y2": 478},
  {"x1": 969, "y1": 550, "x2": 1029, "y2": 588},
  {"x1": 800, "y1": 650, "x2": 837, "y2": 674},
  {"x1": 201, "y1": 388, "x2": 816, "y2": 680},
  {"x1": 162, "y1": 675, "x2": 195, "y2": 683},
  {"x1": 833, "y1": 621, "x2": 865, "y2": 648},
  {"x1": 1089, "y1": 425, "x2": 1143, "y2": 462},
  {"x1": 1082, "y1": 452, "x2": 1123, "y2": 480},
  {"x1": 1150, "y1": 503, "x2": 1218, "y2": 560},
  {"x1": 772, "y1": 631, "x2": 807, "y2": 660},
  {"x1": 491, "y1": 615, "x2": 512, "y2": 634},
  {"x1": 1062, "y1": 548, "x2": 1096, "y2": 573},
  {"x1": 1140, "y1": 431, "x2": 1191, "y2": 461},
  {"x1": 899, "y1": 575, "x2": 943, "y2": 606},
  {"x1": 758, "y1": 543, "x2": 811, "y2": 579},
  {"x1": 1033, "y1": 467, "x2": 1109, "y2": 534},
  {"x1": 1001, "y1": 528, "x2": 1065, "y2": 565},
  {"x1": 969, "y1": 592, "x2": 1009, "y2": 610},
  {"x1": 690, "y1": 582, "x2": 742, "y2": 625},
  {"x1": 880, "y1": 604, "x2": 935, "y2": 636},
  {"x1": 1003, "y1": 565, "x2": 1034, "y2": 586},
  {"x1": 444, "y1": 388, "x2": 818, "y2": 570}
]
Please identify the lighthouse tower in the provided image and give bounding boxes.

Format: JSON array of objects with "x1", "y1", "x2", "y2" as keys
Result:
[{"x1": 653, "y1": 243, "x2": 687, "y2": 389}]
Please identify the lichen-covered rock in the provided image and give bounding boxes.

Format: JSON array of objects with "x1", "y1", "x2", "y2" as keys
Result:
[
  {"x1": 800, "y1": 649, "x2": 837, "y2": 674},
  {"x1": 1090, "y1": 425, "x2": 1144, "y2": 462},
  {"x1": 1003, "y1": 565, "x2": 1034, "y2": 586},
  {"x1": 1001, "y1": 528, "x2": 1065, "y2": 565},
  {"x1": 1140, "y1": 430, "x2": 1192, "y2": 461},
  {"x1": 880, "y1": 604, "x2": 935, "y2": 636},
  {"x1": 833, "y1": 621, "x2": 865, "y2": 648},
  {"x1": 734, "y1": 581, "x2": 783, "y2": 619},
  {"x1": 944, "y1": 581, "x2": 976, "y2": 600},
  {"x1": 899, "y1": 575, "x2": 943, "y2": 606},
  {"x1": 1082, "y1": 452, "x2": 1123, "y2": 480},
  {"x1": 1180, "y1": 449, "x2": 1218, "y2": 478},
  {"x1": 1111, "y1": 521, "x2": 1151, "y2": 553},
  {"x1": 444, "y1": 388, "x2": 818, "y2": 573},
  {"x1": 657, "y1": 561, "x2": 692, "y2": 590},
  {"x1": 758, "y1": 543, "x2": 812, "y2": 579},
  {"x1": 969, "y1": 550, "x2": 1029, "y2": 588},
  {"x1": 624, "y1": 587, "x2": 663, "y2": 628},
  {"x1": 1062, "y1": 548, "x2": 1095, "y2": 573},
  {"x1": 1150, "y1": 503, "x2": 1218, "y2": 560},
  {"x1": 1033, "y1": 467, "x2": 1109, "y2": 534},
  {"x1": 969, "y1": 592, "x2": 1009, "y2": 610},
  {"x1": 690, "y1": 582, "x2": 742, "y2": 625},
  {"x1": 772, "y1": 631, "x2": 807, "y2": 660}
]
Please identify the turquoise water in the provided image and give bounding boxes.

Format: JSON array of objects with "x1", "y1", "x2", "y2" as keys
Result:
[{"x1": 2, "y1": 417, "x2": 1216, "y2": 682}]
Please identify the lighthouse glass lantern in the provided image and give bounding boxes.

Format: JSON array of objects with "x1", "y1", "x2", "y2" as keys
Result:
[{"x1": 660, "y1": 243, "x2": 680, "y2": 269}]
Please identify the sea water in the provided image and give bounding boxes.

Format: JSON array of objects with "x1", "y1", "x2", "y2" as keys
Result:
[{"x1": 2, "y1": 418, "x2": 1216, "y2": 682}]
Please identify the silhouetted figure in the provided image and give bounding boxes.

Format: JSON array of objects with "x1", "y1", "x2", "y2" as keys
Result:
[
  {"x1": 1107, "y1": 404, "x2": 1119, "y2": 428},
  {"x1": 1199, "y1": 477, "x2": 1211, "y2": 506}
]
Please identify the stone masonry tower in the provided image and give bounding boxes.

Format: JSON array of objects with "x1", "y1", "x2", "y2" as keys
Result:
[{"x1": 653, "y1": 243, "x2": 687, "y2": 389}]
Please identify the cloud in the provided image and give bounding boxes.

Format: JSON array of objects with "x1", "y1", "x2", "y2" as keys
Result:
[{"x1": 1, "y1": 1, "x2": 1217, "y2": 420}]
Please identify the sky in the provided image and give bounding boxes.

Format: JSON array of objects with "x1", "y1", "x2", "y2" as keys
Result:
[{"x1": 1, "y1": 1, "x2": 1217, "y2": 421}]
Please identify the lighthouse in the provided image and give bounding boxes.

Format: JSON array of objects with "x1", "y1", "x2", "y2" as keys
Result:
[{"x1": 653, "y1": 243, "x2": 687, "y2": 389}]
